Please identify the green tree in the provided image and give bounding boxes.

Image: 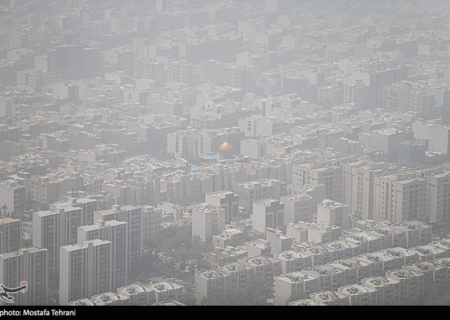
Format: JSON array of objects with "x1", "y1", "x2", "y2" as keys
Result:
[
  {"x1": 226, "y1": 230, "x2": 251, "y2": 247},
  {"x1": 143, "y1": 238, "x2": 157, "y2": 250},
  {"x1": 182, "y1": 285, "x2": 197, "y2": 305}
]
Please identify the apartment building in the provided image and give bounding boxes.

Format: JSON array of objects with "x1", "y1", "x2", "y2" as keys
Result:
[
  {"x1": 273, "y1": 272, "x2": 320, "y2": 305},
  {"x1": 280, "y1": 194, "x2": 314, "y2": 224},
  {"x1": 317, "y1": 199, "x2": 351, "y2": 229},
  {"x1": 192, "y1": 203, "x2": 225, "y2": 244},
  {"x1": 141, "y1": 206, "x2": 162, "y2": 244},
  {"x1": 273, "y1": 250, "x2": 314, "y2": 274},
  {"x1": 337, "y1": 284, "x2": 378, "y2": 305},
  {"x1": 77, "y1": 220, "x2": 129, "y2": 291},
  {"x1": 374, "y1": 173, "x2": 428, "y2": 223},
  {"x1": 205, "y1": 191, "x2": 239, "y2": 224},
  {"x1": 384, "y1": 268, "x2": 425, "y2": 302},
  {"x1": 94, "y1": 205, "x2": 143, "y2": 275},
  {"x1": 310, "y1": 290, "x2": 349, "y2": 305},
  {"x1": 89, "y1": 292, "x2": 123, "y2": 306},
  {"x1": 360, "y1": 276, "x2": 401, "y2": 305},
  {"x1": 286, "y1": 223, "x2": 308, "y2": 243},
  {"x1": 246, "y1": 238, "x2": 272, "y2": 258},
  {"x1": 233, "y1": 179, "x2": 285, "y2": 212},
  {"x1": 59, "y1": 240, "x2": 112, "y2": 305},
  {"x1": 342, "y1": 160, "x2": 393, "y2": 220},
  {"x1": 0, "y1": 181, "x2": 25, "y2": 219},
  {"x1": 424, "y1": 169, "x2": 450, "y2": 225},
  {"x1": 292, "y1": 162, "x2": 343, "y2": 203},
  {"x1": 146, "y1": 282, "x2": 184, "y2": 304},
  {"x1": 0, "y1": 218, "x2": 22, "y2": 254},
  {"x1": 31, "y1": 174, "x2": 74, "y2": 206},
  {"x1": 0, "y1": 247, "x2": 48, "y2": 305},
  {"x1": 252, "y1": 199, "x2": 285, "y2": 234},
  {"x1": 266, "y1": 228, "x2": 293, "y2": 254}
]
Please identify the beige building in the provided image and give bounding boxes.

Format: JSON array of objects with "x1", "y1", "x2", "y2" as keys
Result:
[
  {"x1": 286, "y1": 223, "x2": 308, "y2": 243},
  {"x1": 204, "y1": 247, "x2": 248, "y2": 268},
  {"x1": 354, "y1": 254, "x2": 386, "y2": 278},
  {"x1": 280, "y1": 194, "x2": 313, "y2": 224},
  {"x1": 196, "y1": 256, "x2": 282, "y2": 303},
  {"x1": 310, "y1": 291, "x2": 349, "y2": 305},
  {"x1": 360, "y1": 276, "x2": 401, "y2": 305},
  {"x1": 240, "y1": 138, "x2": 265, "y2": 159},
  {"x1": 216, "y1": 263, "x2": 254, "y2": 293},
  {"x1": 327, "y1": 260, "x2": 359, "y2": 285},
  {"x1": 195, "y1": 269, "x2": 228, "y2": 304},
  {"x1": 384, "y1": 268, "x2": 425, "y2": 302},
  {"x1": 323, "y1": 240, "x2": 362, "y2": 260},
  {"x1": 299, "y1": 245, "x2": 334, "y2": 266},
  {"x1": 341, "y1": 160, "x2": 393, "y2": 220},
  {"x1": 423, "y1": 169, "x2": 450, "y2": 225},
  {"x1": 167, "y1": 130, "x2": 193, "y2": 158},
  {"x1": 412, "y1": 119, "x2": 450, "y2": 155},
  {"x1": 390, "y1": 220, "x2": 432, "y2": 248},
  {"x1": 434, "y1": 258, "x2": 450, "y2": 291},
  {"x1": 369, "y1": 128, "x2": 406, "y2": 162},
  {"x1": 292, "y1": 162, "x2": 343, "y2": 203},
  {"x1": 306, "y1": 222, "x2": 342, "y2": 244},
  {"x1": 409, "y1": 245, "x2": 448, "y2": 262},
  {"x1": 59, "y1": 239, "x2": 112, "y2": 305},
  {"x1": 363, "y1": 226, "x2": 407, "y2": 250},
  {"x1": 89, "y1": 292, "x2": 123, "y2": 306},
  {"x1": 238, "y1": 115, "x2": 289, "y2": 137},
  {"x1": 234, "y1": 178, "x2": 285, "y2": 212},
  {"x1": 205, "y1": 191, "x2": 239, "y2": 224},
  {"x1": 273, "y1": 272, "x2": 320, "y2": 305},
  {"x1": 303, "y1": 265, "x2": 348, "y2": 292},
  {"x1": 212, "y1": 228, "x2": 244, "y2": 248},
  {"x1": 381, "y1": 247, "x2": 419, "y2": 266},
  {"x1": 403, "y1": 261, "x2": 448, "y2": 293},
  {"x1": 273, "y1": 250, "x2": 314, "y2": 274},
  {"x1": 238, "y1": 256, "x2": 282, "y2": 284},
  {"x1": 31, "y1": 174, "x2": 73, "y2": 205},
  {"x1": 116, "y1": 283, "x2": 153, "y2": 305},
  {"x1": 145, "y1": 282, "x2": 184, "y2": 305},
  {"x1": 192, "y1": 203, "x2": 225, "y2": 244},
  {"x1": 317, "y1": 199, "x2": 351, "y2": 229},
  {"x1": 374, "y1": 173, "x2": 428, "y2": 223},
  {"x1": 288, "y1": 299, "x2": 327, "y2": 306},
  {"x1": 266, "y1": 228, "x2": 293, "y2": 254},
  {"x1": 252, "y1": 199, "x2": 284, "y2": 234},
  {"x1": 334, "y1": 258, "x2": 371, "y2": 282},
  {"x1": 340, "y1": 230, "x2": 383, "y2": 253},
  {"x1": 246, "y1": 238, "x2": 272, "y2": 257},
  {"x1": 337, "y1": 284, "x2": 378, "y2": 305}
]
